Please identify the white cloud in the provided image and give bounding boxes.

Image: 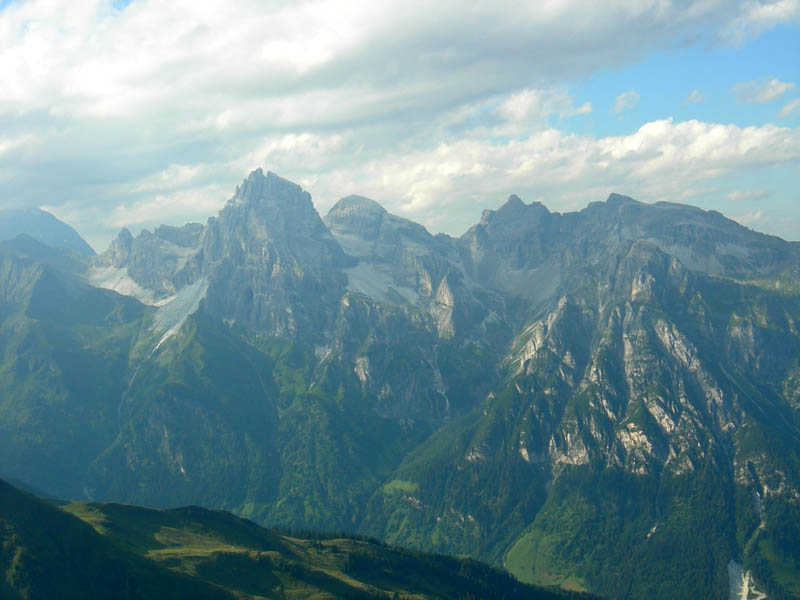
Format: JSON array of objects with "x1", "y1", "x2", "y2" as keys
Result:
[
  {"x1": 106, "y1": 185, "x2": 229, "y2": 230},
  {"x1": 132, "y1": 164, "x2": 206, "y2": 193},
  {"x1": 723, "y1": 0, "x2": 800, "y2": 42},
  {"x1": 779, "y1": 97, "x2": 800, "y2": 118},
  {"x1": 487, "y1": 88, "x2": 593, "y2": 138},
  {"x1": 614, "y1": 90, "x2": 640, "y2": 114},
  {"x1": 731, "y1": 210, "x2": 764, "y2": 226},
  {"x1": 731, "y1": 77, "x2": 796, "y2": 103},
  {"x1": 298, "y1": 118, "x2": 800, "y2": 237},
  {"x1": 0, "y1": 0, "x2": 799, "y2": 248},
  {"x1": 684, "y1": 89, "x2": 704, "y2": 104},
  {"x1": 727, "y1": 189, "x2": 770, "y2": 202}
]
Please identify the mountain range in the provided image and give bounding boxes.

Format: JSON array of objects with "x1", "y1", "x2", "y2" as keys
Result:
[{"x1": 1, "y1": 168, "x2": 799, "y2": 599}]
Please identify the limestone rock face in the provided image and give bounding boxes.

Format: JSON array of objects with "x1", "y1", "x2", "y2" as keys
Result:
[
  {"x1": 90, "y1": 224, "x2": 203, "y2": 303},
  {"x1": 200, "y1": 169, "x2": 348, "y2": 340},
  {"x1": 91, "y1": 169, "x2": 348, "y2": 340},
  {"x1": 324, "y1": 194, "x2": 495, "y2": 340}
]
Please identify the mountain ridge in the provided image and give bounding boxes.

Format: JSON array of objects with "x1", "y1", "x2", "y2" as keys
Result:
[
  {"x1": 2, "y1": 168, "x2": 799, "y2": 600},
  {"x1": 0, "y1": 207, "x2": 95, "y2": 256}
]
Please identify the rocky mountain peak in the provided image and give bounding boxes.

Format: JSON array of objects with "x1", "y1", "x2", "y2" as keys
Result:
[
  {"x1": 501, "y1": 193, "x2": 525, "y2": 210},
  {"x1": 197, "y1": 169, "x2": 348, "y2": 340},
  {"x1": 229, "y1": 168, "x2": 310, "y2": 209},
  {"x1": 606, "y1": 192, "x2": 639, "y2": 205},
  {"x1": 324, "y1": 195, "x2": 389, "y2": 245},
  {"x1": 328, "y1": 195, "x2": 388, "y2": 216},
  {"x1": 476, "y1": 195, "x2": 550, "y2": 229},
  {"x1": 215, "y1": 169, "x2": 319, "y2": 243},
  {"x1": 203, "y1": 169, "x2": 344, "y2": 267},
  {"x1": 101, "y1": 227, "x2": 133, "y2": 265},
  {"x1": 6, "y1": 169, "x2": 800, "y2": 600}
]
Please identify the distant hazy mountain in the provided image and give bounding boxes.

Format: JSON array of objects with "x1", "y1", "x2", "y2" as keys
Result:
[
  {"x1": 1, "y1": 169, "x2": 798, "y2": 599},
  {"x1": 0, "y1": 207, "x2": 95, "y2": 255}
]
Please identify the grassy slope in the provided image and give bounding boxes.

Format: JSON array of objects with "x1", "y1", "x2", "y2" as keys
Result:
[
  {"x1": 60, "y1": 492, "x2": 601, "y2": 600},
  {"x1": 1, "y1": 474, "x2": 603, "y2": 600},
  {"x1": 0, "y1": 479, "x2": 231, "y2": 600},
  {"x1": 0, "y1": 249, "x2": 154, "y2": 498}
]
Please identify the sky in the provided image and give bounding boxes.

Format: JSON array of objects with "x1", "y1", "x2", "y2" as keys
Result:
[{"x1": 0, "y1": 0, "x2": 799, "y2": 252}]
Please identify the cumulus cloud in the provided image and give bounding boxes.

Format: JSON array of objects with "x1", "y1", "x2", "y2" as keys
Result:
[
  {"x1": 298, "y1": 118, "x2": 800, "y2": 236},
  {"x1": 731, "y1": 76, "x2": 796, "y2": 103},
  {"x1": 0, "y1": 0, "x2": 799, "y2": 247},
  {"x1": 614, "y1": 90, "x2": 641, "y2": 114}
]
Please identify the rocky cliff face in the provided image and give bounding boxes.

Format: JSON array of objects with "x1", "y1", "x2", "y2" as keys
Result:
[
  {"x1": 365, "y1": 200, "x2": 800, "y2": 599},
  {"x1": 200, "y1": 169, "x2": 348, "y2": 341},
  {"x1": 90, "y1": 169, "x2": 349, "y2": 341},
  {"x1": 2, "y1": 169, "x2": 799, "y2": 600}
]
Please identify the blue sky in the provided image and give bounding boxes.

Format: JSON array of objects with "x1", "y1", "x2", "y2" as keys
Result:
[
  {"x1": 555, "y1": 23, "x2": 800, "y2": 237},
  {"x1": 567, "y1": 25, "x2": 800, "y2": 136},
  {"x1": 0, "y1": 0, "x2": 798, "y2": 250}
]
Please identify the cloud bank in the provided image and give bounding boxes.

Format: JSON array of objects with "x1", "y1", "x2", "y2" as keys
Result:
[{"x1": 1, "y1": 0, "x2": 799, "y2": 248}]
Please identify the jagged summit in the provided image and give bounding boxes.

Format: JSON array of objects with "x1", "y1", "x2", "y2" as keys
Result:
[
  {"x1": 208, "y1": 168, "x2": 342, "y2": 258},
  {"x1": 198, "y1": 168, "x2": 348, "y2": 339},
  {"x1": 476, "y1": 195, "x2": 550, "y2": 229},
  {"x1": 227, "y1": 168, "x2": 313, "y2": 211},
  {"x1": 500, "y1": 193, "x2": 525, "y2": 210},
  {"x1": 117, "y1": 226, "x2": 134, "y2": 241}
]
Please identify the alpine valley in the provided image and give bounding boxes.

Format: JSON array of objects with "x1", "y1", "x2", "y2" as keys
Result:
[{"x1": 2, "y1": 168, "x2": 799, "y2": 599}]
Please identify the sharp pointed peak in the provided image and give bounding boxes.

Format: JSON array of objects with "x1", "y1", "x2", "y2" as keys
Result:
[
  {"x1": 501, "y1": 194, "x2": 525, "y2": 210},
  {"x1": 247, "y1": 166, "x2": 265, "y2": 179},
  {"x1": 226, "y1": 169, "x2": 312, "y2": 212},
  {"x1": 246, "y1": 168, "x2": 295, "y2": 186}
]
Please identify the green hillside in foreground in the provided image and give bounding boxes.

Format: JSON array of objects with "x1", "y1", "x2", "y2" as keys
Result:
[{"x1": 0, "y1": 479, "x2": 600, "y2": 600}]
